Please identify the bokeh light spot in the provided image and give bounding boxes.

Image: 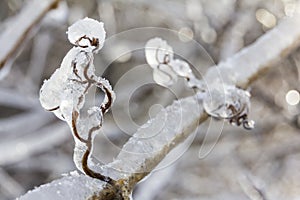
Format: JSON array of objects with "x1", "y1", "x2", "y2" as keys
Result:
[
  {"x1": 285, "y1": 90, "x2": 300, "y2": 106},
  {"x1": 256, "y1": 9, "x2": 277, "y2": 28}
]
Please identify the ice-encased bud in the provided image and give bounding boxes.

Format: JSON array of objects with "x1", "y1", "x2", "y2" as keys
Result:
[
  {"x1": 145, "y1": 37, "x2": 174, "y2": 68},
  {"x1": 153, "y1": 64, "x2": 178, "y2": 87},
  {"x1": 145, "y1": 37, "x2": 206, "y2": 90},
  {"x1": 203, "y1": 85, "x2": 248, "y2": 118},
  {"x1": 170, "y1": 59, "x2": 192, "y2": 77},
  {"x1": 203, "y1": 84, "x2": 254, "y2": 129},
  {"x1": 67, "y1": 17, "x2": 106, "y2": 52}
]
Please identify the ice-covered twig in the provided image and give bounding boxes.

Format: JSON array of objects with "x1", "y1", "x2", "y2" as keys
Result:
[
  {"x1": 145, "y1": 37, "x2": 254, "y2": 129},
  {"x1": 202, "y1": 85, "x2": 254, "y2": 130},
  {"x1": 24, "y1": 12, "x2": 300, "y2": 200},
  {"x1": 18, "y1": 173, "x2": 107, "y2": 200},
  {"x1": 145, "y1": 37, "x2": 204, "y2": 90},
  {"x1": 0, "y1": 0, "x2": 60, "y2": 71},
  {"x1": 96, "y1": 94, "x2": 206, "y2": 189},
  {"x1": 97, "y1": 11, "x2": 300, "y2": 190},
  {"x1": 38, "y1": 17, "x2": 129, "y2": 198}
]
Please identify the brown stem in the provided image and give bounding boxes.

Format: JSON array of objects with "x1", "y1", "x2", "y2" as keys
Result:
[
  {"x1": 46, "y1": 106, "x2": 59, "y2": 111},
  {"x1": 71, "y1": 110, "x2": 87, "y2": 143}
]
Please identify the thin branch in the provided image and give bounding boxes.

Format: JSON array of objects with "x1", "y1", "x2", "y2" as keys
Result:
[
  {"x1": 0, "y1": 88, "x2": 39, "y2": 109},
  {"x1": 0, "y1": 111, "x2": 53, "y2": 137},
  {"x1": 205, "y1": 13, "x2": 300, "y2": 88},
  {"x1": 0, "y1": 168, "x2": 25, "y2": 199},
  {"x1": 0, "y1": 122, "x2": 69, "y2": 165},
  {"x1": 24, "y1": 32, "x2": 53, "y2": 93}
]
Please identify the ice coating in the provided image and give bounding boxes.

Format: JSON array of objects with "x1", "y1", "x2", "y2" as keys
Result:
[
  {"x1": 96, "y1": 94, "x2": 203, "y2": 179},
  {"x1": 67, "y1": 17, "x2": 106, "y2": 53},
  {"x1": 170, "y1": 59, "x2": 192, "y2": 77},
  {"x1": 18, "y1": 174, "x2": 106, "y2": 200},
  {"x1": 203, "y1": 84, "x2": 254, "y2": 129},
  {"x1": 39, "y1": 18, "x2": 115, "y2": 179},
  {"x1": 145, "y1": 37, "x2": 174, "y2": 68},
  {"x1": 21, "y1": 11, "x2": 300, "y2": 200},
  {"x1": 186, "y1": 76, "x2": 205, "y2": 90},
  {"x1": 145, "y1": 37, "x2": 205, "y2": 89},
  {"x1": 153, "y1": 65, "x2": 178, "y2": 86},
  {"x1": 145, "y1": 37, "x2": 254, "y2": 129},
  {"x1": 40, "y1": 48, "x2": 88, "y2": 120}
]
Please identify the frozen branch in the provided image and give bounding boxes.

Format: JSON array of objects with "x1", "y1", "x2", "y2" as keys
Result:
[
  {"x1": 0, "y1": 0, "x2": 59, "y2": 72},
  {"x1": 98, "y1": 12, "x2": 300, "y2": 190},
  {"x1": 145, "y1": 37, "x2": 254, "y2": 129},
  {"x1": 18, "y1": 173, "x2": 106, "y2": 200},
  {"x1": 21, "y1": 12, "x2": 300, "y2": 200}
]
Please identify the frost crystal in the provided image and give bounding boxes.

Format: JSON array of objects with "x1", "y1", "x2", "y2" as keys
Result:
[{"x1": 39, "y1": 18, "x2": 115, "y2": 183}]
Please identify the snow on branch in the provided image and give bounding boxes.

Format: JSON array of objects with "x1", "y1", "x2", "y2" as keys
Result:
[
  {"x1": 18, "y1": 173, "x2": 106, "y2": 200},
  {"x1": 38, "y1": 18, "x2": 127, "y2": 199},
  {"x1": 39, "y1": 16, "x2": 117, "y2": 181},
  {"x1": 98, "y1": 12, "x2": 300, "y2": 191},
  {"x1": 0, "y1": 0, "x2": 59, "y2": 75},
  {"x1": 145, "y1": 37, "x2": 254, "y2": 130},
  {"x1": 20, "y1": 12, "x2": 300, "y2": 200}
]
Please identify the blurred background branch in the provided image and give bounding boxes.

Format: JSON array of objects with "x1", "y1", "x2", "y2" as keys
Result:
[{"x1": 0, "y1": 0, "x2": 59, "y2": 79}]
